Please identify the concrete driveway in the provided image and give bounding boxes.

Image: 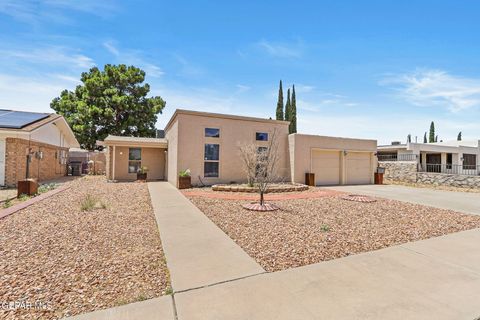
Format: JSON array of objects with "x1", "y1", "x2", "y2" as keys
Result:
[{"x1": 324, "y1": 184, "x2": 480, "y2": 215}]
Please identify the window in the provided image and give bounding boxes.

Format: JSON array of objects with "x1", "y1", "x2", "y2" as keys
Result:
[
  {"x1": 256, "y1": 132, "x2": 268, "y2": 141},
  {"x1": 446, "y1": 153, "x2": 452, "y2": 169},
  {"x1": 204, "y1": 162, "x2": 219, "y2": 177},
  {"x1": 204, "y1": 144, "x2": 219, "y2": 177},
  {"x1": 204, "y1": 144, "x2": 219, "y2": 160},
  {"x1": 205, "y1": 128, "x2": 220, "y2": 138},
  {"x1": 128, "y1": 148, "x2": 141, "y2": 173},
  {"x1": 463, "y1": 154, "x2": 476, "y2": 170}
]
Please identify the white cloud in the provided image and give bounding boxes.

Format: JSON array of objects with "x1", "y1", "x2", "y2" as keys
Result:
[
  {"x1": 103, "y1": 40, "x2": 120, "y2": 56},
  {"x1": 0, "y1": 73, "x2": 76, "y2": 112},
  {"x1": 102, "y1": 40, "x2": 164, "y2": 78},
  {"x1": 0, "y1": 46, "x2": 95, "y2": 69},
  {"x1": 235, "y1": 84, "x2": 250, "y2": 93},
  {"x1": 0, "y1": 0, "x2": 118, "y2": 24},
  {"x1": 256, "y1": 39, "x2": 304, "y2": 58},
  {"x1": 383, "y1": 69, "x2": 480, "y2": 112}
]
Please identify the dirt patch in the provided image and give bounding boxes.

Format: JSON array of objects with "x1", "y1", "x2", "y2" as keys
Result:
[
  {"x1": 187, "y1": 195, "x2": 480, "y2": 272},
  {"x1": 0, "y1": 176, "x2": 170, "y2": 320}
]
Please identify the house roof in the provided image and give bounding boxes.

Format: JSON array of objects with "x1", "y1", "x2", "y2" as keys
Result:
[
  {"x1": 0, "y1": 110, "x2": 79, "y2": 148},
  {"x1": 0, "y1": 109, "x2": 52, "y2": 129},
  {"x1": 103, "y1": 135, "x2": 168, "y2": 148},
  {"x1": 164, "y1": 109, "x2": 290, "y2": 132},
  {"x1": 428, "y1": 139, "x2": 479, "y2": 148}
]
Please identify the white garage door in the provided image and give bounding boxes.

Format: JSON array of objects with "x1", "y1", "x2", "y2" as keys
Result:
[
  {"x1": 346, "y1": 152, "x2": 371, "y2": 185},
  {"x1": 312, "y1": 150, "x2": 341, "y2": 186},
  {"x1": 0, "y1": 139, "x2": 5, "y2": 186}
]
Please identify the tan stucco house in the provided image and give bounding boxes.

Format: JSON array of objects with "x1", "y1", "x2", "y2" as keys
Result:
[
  {"x1": 104, "y1": 109, "x2": 377, "y2": 187},
  {"x1": 0, "y1": 110, "x2": 80, "y2": 186}
]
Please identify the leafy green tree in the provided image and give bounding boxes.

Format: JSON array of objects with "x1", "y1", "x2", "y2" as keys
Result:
[
  {"x1": 276, "y1": 80, "x2": 284, "y2": 120},
  {"x1": 457, "y1": 131, "x2": 462, "y2": 141},
  {"x1": 423, "y1": 132, "x2": 427, "y2": 143},
  {"x1": 407, "y1": 134, "x2": 411, "y2": 143},
  {"x1": 290, "y1": 85, "x2": 297, "y2": 133},
  {"x1": 284, "y1": 88, "x2": 291, "y2": 128},
  {"x1": 51, "y1": 64, "x2": 165, "y2": 150},
  {"x1": 429, "y1": 121, "x2": 435, "y2": 143}
]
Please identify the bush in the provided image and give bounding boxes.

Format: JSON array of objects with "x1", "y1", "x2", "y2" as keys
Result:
[{"x1": 80, "y1": 194, "x2": 97, "y2": 211}]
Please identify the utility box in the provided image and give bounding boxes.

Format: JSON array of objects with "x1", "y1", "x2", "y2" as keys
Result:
[
  {"x1": 374, "y1": 167, "x2": 385, "y2": 185},
  {"x1": 17, "y1": 179, "x2": 38, "y2": 197},
  {"x1": 305, "y1": 173, "x2": 315, "y2": 186}
]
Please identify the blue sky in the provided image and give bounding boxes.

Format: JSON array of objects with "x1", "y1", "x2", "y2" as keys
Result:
[{"x1": 1, "y1": 0, "x2": 480, "y2": 144}]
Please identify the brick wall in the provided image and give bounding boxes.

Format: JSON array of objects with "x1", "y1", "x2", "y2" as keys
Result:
[{"x1": 5, "y1": 138, "x2": 69, "y2": 187}]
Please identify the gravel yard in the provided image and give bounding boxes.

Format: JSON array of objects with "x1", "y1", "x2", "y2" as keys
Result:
[
  {"x1": 0, "y1": 176, "x2": 170, "y2": 320},
  {"x1": 187, "y1": 194, "x2": 480, "y2": 272}
]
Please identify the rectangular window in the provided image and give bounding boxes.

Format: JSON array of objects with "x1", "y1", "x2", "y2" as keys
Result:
[
  {"x1": 463, "y1": 154, "x2": 476, "y2": 170},
  {"x1": 204, "y1": 144, "x2": 219, "y2": 160},
  {"x1": 205, "y1": 128, "x2": 220, "y2": 138},
  {"x1": 128, "y1": 148, "x2": 141, "y2": 173},
  {"x1": 204, "y1": 144, "x2": 219, "y2": 177},
  {"x1": 204, "y1": 162, "x2": 219, "y2": 177},
  {"x1": 256, "y1": 132, "x2": 268, "y2": 141}
]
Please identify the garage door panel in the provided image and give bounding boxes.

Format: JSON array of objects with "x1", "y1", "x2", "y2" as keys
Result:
[
  {"x1": 312, "y1": 150, "x2": 340, "y2": 186},
  {"x1": 346, "y1": 152, "x2": 371, "y2": 185}
]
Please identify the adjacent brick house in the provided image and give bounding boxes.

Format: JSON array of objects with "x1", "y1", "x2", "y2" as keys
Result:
[{"x1": 0, "y1": 110, "x2": 80, "y2": 187}]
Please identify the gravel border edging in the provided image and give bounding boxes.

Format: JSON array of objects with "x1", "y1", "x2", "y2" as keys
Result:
[
  {"x1": 0, "y1": 185, "x2": 70, "y2": 219},
  {"x1": 212, "y1": 183, "x2": 309, "y2": 193}
]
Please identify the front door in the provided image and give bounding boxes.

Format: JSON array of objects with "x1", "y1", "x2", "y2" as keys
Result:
[{"x1": 426, "y1": 153, "x2": 441, "y2": 173}]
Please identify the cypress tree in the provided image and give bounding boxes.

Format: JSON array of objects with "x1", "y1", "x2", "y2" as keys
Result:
[
  {"x1": 457, "y1": 131, "x2": 462, "y2": 141},
  {"x1": 284, "y1": 88, "x2": 291, "y2": 128},
  {"x1": 290, "y1": 85, "x2": 297, "y2": 133},
  {"x1": 423, "y1": 132, "x2": 427, "y2": 143},
  {"x1": 429, "y1": 121, "x2": 435, "y2": 143},
  {"x1": 276, "y1": 80, "x2": 284, "y2": 120},
  {"x1": 435, "y1": 135, "x2": 438, "y2": 142},
  {"x1": 407, "y1": 134, "x2": 411, "y2": 143}
]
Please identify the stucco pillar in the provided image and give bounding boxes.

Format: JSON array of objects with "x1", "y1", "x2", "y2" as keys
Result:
[{"x1": 440, "y1": 153, "x2": 447, "y2": 173}]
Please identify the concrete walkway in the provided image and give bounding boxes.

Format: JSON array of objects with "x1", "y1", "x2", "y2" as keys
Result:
[
  {"x1": 324, "y1": 184, "x2": 480, "y2": 215},
  {"x1": 148, "y1": 182, "x2": 264, "y2": 292},
  {"x1": 175, "y1": 228, "x2": 480, "y2": 320},
  {"x1": 68, "y1": 296, "x2": 174, "y2": 320}
]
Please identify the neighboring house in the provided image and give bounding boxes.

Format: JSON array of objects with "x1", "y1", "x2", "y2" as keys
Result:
[
  {"x1": 104, "y1": 109, "x2": 377, "y2": 187},
  {"x1": 0, "y1": 110, "x2": 80, "y2": 187},
  {"x1": 378, "y1": 140, "x2": 480, "y2": 175}
]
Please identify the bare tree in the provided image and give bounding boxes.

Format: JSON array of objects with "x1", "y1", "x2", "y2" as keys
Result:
[
  {"x1": 238, "y1": 143, "x2": 257, "y2": 187},
  {"x1": 238, "y1": 129, "x2": 281, "y2": 206}
]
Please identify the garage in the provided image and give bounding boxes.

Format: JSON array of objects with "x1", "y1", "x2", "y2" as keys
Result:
[
  {"x1": 311, "y1": 150, "x2": 341, "y2": 185},
  {"x1": 346, "y1": 152, "x2": 372, "y2": 185}
]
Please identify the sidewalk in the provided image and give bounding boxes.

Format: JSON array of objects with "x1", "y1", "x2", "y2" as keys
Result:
[
  {"x1": 148, "y1": 181, "x2": 264, "y2": 292},
  {"x1": 175, "y1": 228, "x2": 480, "y2": 320}
]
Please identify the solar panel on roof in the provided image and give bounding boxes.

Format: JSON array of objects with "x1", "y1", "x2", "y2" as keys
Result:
[{"x1": 0, "y1": 110, "x2": 50, "y2": 129}]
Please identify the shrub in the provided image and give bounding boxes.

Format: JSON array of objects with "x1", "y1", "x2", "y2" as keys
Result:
[
  {"x1": 80, "y1": 194, "x2": 97, "y2": 211},
  {"x1": 3, "y1": 198, "x2": 12, "y2": 208},
  {"x1": 18, "y1": 194, "x2": 30, "y2": 201},
  {"x1": 179, "y1": 169, "x2": 191, "y2": 177}
]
